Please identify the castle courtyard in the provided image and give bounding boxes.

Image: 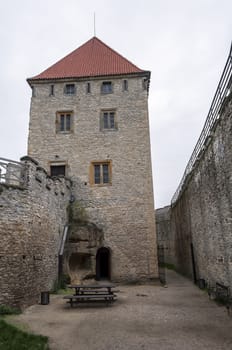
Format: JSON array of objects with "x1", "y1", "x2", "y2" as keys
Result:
[{"x1": 9, "y1": 270, "x2": 232, "y2": 350}]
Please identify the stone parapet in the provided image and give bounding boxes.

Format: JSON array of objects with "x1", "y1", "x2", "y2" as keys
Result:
[{"x1": 0, "y1": 157, "x2": 71, "y2": 308}]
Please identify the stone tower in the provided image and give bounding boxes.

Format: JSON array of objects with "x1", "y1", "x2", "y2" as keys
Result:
[{"x1": 27, "y1": 37, "x2": 158, "y2": 282}]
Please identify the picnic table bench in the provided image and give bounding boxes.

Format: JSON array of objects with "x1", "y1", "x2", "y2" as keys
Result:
[{"x1": 64, "y1": 284, "x2": 119, "y2": 307}]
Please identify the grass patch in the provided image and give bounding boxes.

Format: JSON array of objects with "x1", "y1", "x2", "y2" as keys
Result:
[
  {"x1": 161, "y1": 263, "x2": 176, "y2": 270},
  {"x1": 0, "y1": 319, "x2": 49, "y2": 350},
  {"x1": 165, "y1": 263, "x2": 175, "y2": 270},
  {"x1": 0, "y1": 305, "x2": 21, "y2": 315}
]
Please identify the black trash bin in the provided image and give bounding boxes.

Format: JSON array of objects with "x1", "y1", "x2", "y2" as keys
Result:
[{"x1": 41, "y1": 291, "x2": 50, "y2": 305}]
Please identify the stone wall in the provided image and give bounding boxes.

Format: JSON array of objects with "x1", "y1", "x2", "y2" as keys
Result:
[
  {"x1": 171, "y1": 93, "x2": 232, "y2": 289},
  {"x1": 27, "y1": 75, "x2": 158, "y2": 282},
  {"x1": 155, "y1": 206, "x2": 175, "y2": 266},
  {"x1": 0, "y1": 157, "x2": 71, "y2": 308},
  {"x1": 63, "y1": 201, "x2": 104, "y2": 283}
]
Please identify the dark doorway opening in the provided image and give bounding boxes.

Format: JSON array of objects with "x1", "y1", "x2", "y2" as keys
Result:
[{"x1": 96, "y1": 247, "x2": 111, "y2": 280}]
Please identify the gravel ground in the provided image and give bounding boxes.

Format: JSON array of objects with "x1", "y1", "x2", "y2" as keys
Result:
[{"x1": 10, "y1": 270, "x2": 232, "y2": 350}]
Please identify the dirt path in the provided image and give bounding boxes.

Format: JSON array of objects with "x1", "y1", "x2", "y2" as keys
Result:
[{"x1": 10, "y1": 271, "x2": 232, "y2": 350}]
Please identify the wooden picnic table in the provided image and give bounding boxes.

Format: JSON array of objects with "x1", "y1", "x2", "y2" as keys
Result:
[
  {"x1": 64, "y1": 284, "x2": 119, "y2": 307},
  {"x1": 67, "y1": 284, "x2": 117, "y2": 295}
]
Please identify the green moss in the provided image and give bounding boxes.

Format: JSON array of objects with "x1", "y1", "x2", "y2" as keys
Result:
[
  {"x1": 163, "y1": 263, "x2": 176, "y2": 270},
  {"x1": 51, "y1": 274, "x2": 71, "y2": 294},
  {"x1": 67, "y1": 201, "x2": 88, "y2": 224}
]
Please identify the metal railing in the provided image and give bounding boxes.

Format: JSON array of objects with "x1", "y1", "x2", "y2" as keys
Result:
[
  {"x1": 0, "y1": 157, "x2": 26, "y2": 187},
  {"x1": 171, "y1": 43, "x2": 232, "y2": 205}
]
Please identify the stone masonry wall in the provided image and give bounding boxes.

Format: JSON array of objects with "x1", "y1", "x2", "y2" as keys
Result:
[
  {"x1": 0, "y1": 157, "x2": 71, "y2": 308},
  {"x1": 27, "y1": 75, "x2": 158, "y2": 282},
  {"x1": 155, "y1": 206, "x2": 176, "y2": 266},
  {"x1": 171, "y1": 94, "x2": 232, "y2": 290}
]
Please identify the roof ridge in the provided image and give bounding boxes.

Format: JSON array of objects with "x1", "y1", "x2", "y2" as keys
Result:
[{"x1": 28, "y1": 36, "x2": 149, "y2": 81}]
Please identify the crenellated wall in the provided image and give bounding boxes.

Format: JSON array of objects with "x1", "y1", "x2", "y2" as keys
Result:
[{"x1": 0, "y1": 157, "x2": 71, "y2": 308}]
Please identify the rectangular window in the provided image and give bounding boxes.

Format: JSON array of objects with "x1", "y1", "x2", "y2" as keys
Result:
[
  {"x1": 100, "y1": 110, "x2": 117, "y2": 130},
  {"x1": 103, "y1": 113, "x2": 108, "y2": 129},
  {"x1": 56, "y1": 111, "x2": 73, "y2": 133},
  {"x1": 50, "y1": 164, "x2": 66, "y2": 177},
  {"x1": 90, "y1": 161, "x2": 112, "y2": 185},
  {"x1": 60, "y1": 115, "x2": 65, "y2": 131},
  {"x1": 123, "y1": 80, "x2": 128, "y2": 91},
  {"x1": 50, "y1": 85, "x2": 54, "y2": 96},
  {"x1": 102, "y1": 164, "x2": 109, "y2": 183},
  {"x1": 87, "y1": 82, "x2": 91, "y2": 93},
  {"x1": 94, "y1": 164, "x2": 101, "y2": 184},
  {"x1": 64, "y1": 84, "x2": 75, "y2": 95},
  {"x1": 110, "y1": 112, "x2": 115, "y2": 128},
  {"x1": 101, "y1": 81, "x2": 112, "y2": 94}
]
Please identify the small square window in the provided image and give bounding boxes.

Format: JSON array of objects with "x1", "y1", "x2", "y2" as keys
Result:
[
  {"x1": 56, "y1": 111, "x2": 73, "y2": 133},
  {"x1": 217, "y1": 256, "x2": 224, "y2": 263},
  {"x1": 50, "y1": 164, "x2": 66, "y2": 177},
  {"x1": 101, "y1": 81, "x2": 112, "y2": 94},
  {"x1": 90, "y1": 161, "x2": 112, "y2": 186},
  {"x1": 64, "y1": 84, "x2": 75, "y2": 95},
  {"x1": 100, "y1": 110, "x2": 117, "y2": 130}
]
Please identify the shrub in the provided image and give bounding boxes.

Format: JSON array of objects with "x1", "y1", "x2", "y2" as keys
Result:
[{"x1": 0, "y1": 304, "x2": 21, "y2": 315}]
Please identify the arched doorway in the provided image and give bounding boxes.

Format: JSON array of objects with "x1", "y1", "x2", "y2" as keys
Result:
[{"x1": 96, "y1": 247, "x2": 111, "y2": 280}]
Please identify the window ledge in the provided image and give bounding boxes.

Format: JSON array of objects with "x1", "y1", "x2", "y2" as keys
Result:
[
  {"x1": 90, "y1": 183, "x2": 112, "y2": 187},
  {"x1": 57, "y1": 131, "x2": 73, "y2": 135}
]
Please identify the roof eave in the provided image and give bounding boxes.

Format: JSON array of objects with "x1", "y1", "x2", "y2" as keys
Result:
[{"x1": 27, "y1": 71, "x2": 151, "y2": 86}]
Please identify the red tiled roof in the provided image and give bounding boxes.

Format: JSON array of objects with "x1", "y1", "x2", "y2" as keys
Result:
[{"x1": 28, "y1": 37, "x2": 148, "y2": 81}]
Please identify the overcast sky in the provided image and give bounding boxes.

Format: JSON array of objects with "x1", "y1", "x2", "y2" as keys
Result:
[{"x1": 0, "y1": 0, "x2": 231, "y2": 208}]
